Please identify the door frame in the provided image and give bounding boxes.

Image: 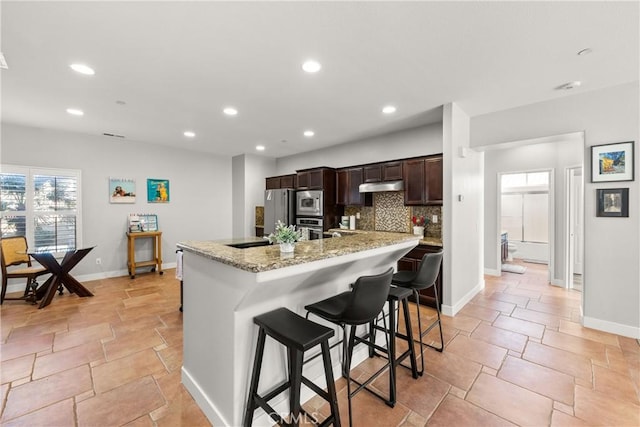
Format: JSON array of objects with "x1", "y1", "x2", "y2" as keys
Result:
[{"x1": 565, "y1": 165, "x2": 584, "y2": 290}]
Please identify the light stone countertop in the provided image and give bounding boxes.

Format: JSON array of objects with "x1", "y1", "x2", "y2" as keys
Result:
[
  {"x1": 177, "y1": 231, "x2": 421, "y2": 273},
  {"x1": 326, "y1": 228, "x2": 442, "y2": 248}
]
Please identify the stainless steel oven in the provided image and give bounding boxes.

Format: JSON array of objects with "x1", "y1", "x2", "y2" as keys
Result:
[
  {"x1": 296, "y1": 190, "x2": 323, "y2": 217},
  {"x1": 296, "y1": 217, "x2": 324, "y2": 240}
]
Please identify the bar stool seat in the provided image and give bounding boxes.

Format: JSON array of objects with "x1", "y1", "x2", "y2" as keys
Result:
[{"x1": 244, "y1": 307, "x2": 340, "y2": 427}]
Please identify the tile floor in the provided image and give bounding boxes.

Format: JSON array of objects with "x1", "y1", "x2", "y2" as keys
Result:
[{"x1": 1, "y1": 261, "x2": 638, "y2": 426}]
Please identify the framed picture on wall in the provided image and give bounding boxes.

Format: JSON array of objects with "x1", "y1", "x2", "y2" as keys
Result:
[
  {"x1": 147, "y1": 178, "x2": 170, "y2": 203},
  {"x1": 591, "y1": 141, "x2": 634, "y2": 182},
  {"x1": 596, "y1": 188, "x2": 629, "y2": 217},
  {"x1": 109, "y1": 178, "x2": 136, "y2": 203}
]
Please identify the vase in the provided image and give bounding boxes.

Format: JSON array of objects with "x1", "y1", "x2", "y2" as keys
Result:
[
  {"x1": 279, "y1": 242, "x2": 295, "y2": 253},
  {"x1": 413, "y1": 226, "x2": 424, "y2": 237}
]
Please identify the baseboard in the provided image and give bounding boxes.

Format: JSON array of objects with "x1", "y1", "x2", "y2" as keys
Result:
[
  {"x1": 550, "y1": 279, "x2": 565, "y2": 287},
  {"x1": 441, "y1": 278, "x2": 485, "y2": 317},
  {"x1": 182, "y1": 367, "x2": 230, "y2": 427},
  {"x1": 583, "y1": 316, "x2": 640, "y2": 339},
  {"x1": 484, "y1": 268, "x2": 501, "y2": 276},
  {"x1": 5, "y1": 262, "x2": 178, "y2": 294}
]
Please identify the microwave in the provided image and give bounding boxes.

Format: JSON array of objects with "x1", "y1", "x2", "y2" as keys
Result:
[{"x1": 296, "y1": 190, "x2": 323, "y2": 216}]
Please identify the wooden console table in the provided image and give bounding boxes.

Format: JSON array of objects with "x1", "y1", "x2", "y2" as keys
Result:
[{"x1": 126, "y1": 231, "x2": 163, "y2": 279}]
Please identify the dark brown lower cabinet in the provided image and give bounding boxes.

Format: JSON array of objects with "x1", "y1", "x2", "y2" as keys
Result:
[{"x1": 397, "y1": 245, "x2": 443, "y2": 309}]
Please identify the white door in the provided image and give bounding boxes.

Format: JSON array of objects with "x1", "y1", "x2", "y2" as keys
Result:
[{"x1": 571, "y1": 169, "x2": 584, "y2": 275}]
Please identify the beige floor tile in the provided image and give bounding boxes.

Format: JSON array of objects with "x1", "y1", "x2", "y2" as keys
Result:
[
  {"x1": 427, "y1": 394, "x2": 515, "y2": 426},
  {"x1": 0, "y1": 333, "x2": 54, "y2": 362},
  {"x1": 440, "y1": 314, "x2": 481, "y2": 333},
  {"x1": 498, "y1": 355, "x2": 575, "y2": 405},
  {"x1": 487, "y1": 291, "x2": 530, "y2": 308},
  {"x1": 526, "y1": 300, "x2": 574, "y2": 318},
  {"x1": 422, "y1": 348, "x2": 482, "y2": 391},
  {"x1": 593, "y1": 364, "x2": 639, "y2": 404},
  {"x1": 574, "y1": 385, "x2": 640, "y2": 426},
  {"x1": 32, "y1": 341, "x2": 104, "y2": 379},
  {"x1": 493, "y1": 315, "x2": 545, "y2": 339},
  {"x1": 523, "y1": 341, "x2": 593, "y2": 382},
  {"x1": 511, "y1": 306, "x2": 562, "y2": 328},
  {"x1": 1, "y1": 365, "x2": 92, "y2": 421},
  {"x1": 77, "y1": 375, "x2": 166, "y2": 426},
  {"x1": 469, "y1": 296, "x2": 517, "y2": 315},
  {"x1": 542, "y1": 329, "x2": 607, "y2": 364},
  {"x1": 457, "y1": 303, "x2": 500, "y2": 323},
  {"x1": 445, "y1": 335, "x2": 507, "y2": 370},
  {"x1": 1, "y1": 398, "x2": 75, "y2": 427},
  {"x1": 467, "y1": 373, "x2": 553, "y2": 426},
  {"x1": 558, "y1": 319, "x2": 621, "y2": 347},
  {"x1": 550, "y1": 409, "x2": 591, "y2": 426},
  {"x1": 470, "y1": 322, "x2": 528, "y2": 353},
  {"x1": 6, "y1": 317, "x2": 69, "y2": 342},
  {"x1": 0, "y1": 354, "x2": 34, "y2": 384},
  {"x1": 92, "y1": 348, "x2": 167, "y2": 393},
  {"x1": 53, "y1": 322, "x2": 113, "y2": 352},
  {"x1": 103, "y1": 328, "x2": 164, "y2": 361}
]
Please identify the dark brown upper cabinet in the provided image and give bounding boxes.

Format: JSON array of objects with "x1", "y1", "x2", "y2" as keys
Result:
[
  {"x1": 265, "y1": 174, "x2": 296, "y2": 189},
  {"x1": 403, "y1": 155, "x2": 443, "y2": 205},
  {"x1": 382, "y1": 161, "x2": 403, "y2": 181},
  {"x1": 337, "y1": 167, "x2": 372, "y2": 206},
  {"x1": 363, "y1": 164, "x2": 382, "y2": 183}
]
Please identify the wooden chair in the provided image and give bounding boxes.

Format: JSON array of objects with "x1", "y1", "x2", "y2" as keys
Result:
[{"x1": 1, "y1": 236, "x2": 48, "y2": 304}]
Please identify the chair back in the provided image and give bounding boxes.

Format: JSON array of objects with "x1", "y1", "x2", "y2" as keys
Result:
[
  {"x1": 413, "y1": 251, "x2": 443, "y2": 290},
  {"x1": 341, "y1": 267, "x2": 393, "y2": 325},
  {"x1": 1, "y1": 237, "x2": 31, "y2": 269}
]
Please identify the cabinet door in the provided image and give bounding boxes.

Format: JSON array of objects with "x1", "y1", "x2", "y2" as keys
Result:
[
  {"x1": 403, "y1": 159, "x2": 426, "y2": 205},
  {"x1": 425, "y1": 156, "x2": 443, "y2": 204},
  {"x1": 265, "y1": 177, "x2": 280, "y2": 190},
  {"x1": 308, "y1": 170, "x2": 323, "y2": 189},
  {"x1": 397, "y1": 257, "x2": 416, "y2": 272},
  {"x1": 336, "y1": 169, "x2": 348, "y2": 205},
  {"x1": 363, "y1": 165, "x2": 382, "y2": 183},
  {"x1": 280, "y1": 174, "x2": 295, "y2": 189},
  {"x1": 383, "y1": 161, "x2": 403, "y2": 181},
  {"x1": 348, "y1": 168, "x2": 364, "y2": 205},
  {"x1": 296, "y1": 171, "x2": 309, "y2": 189}
]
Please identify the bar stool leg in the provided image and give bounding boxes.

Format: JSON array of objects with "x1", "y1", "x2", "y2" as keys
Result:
[
  {"x1": 320, "y1": 340, "x2": 341, "y2": 427},
  {"x1": 400, "y1": 297, "x2": 419, "y2": 378},
  {"x1": 244, "y1": 328, "x2": 267, "y2": 427},
  {"x1": 288, "y1": 347, "x2": 303, "y2": 426}
]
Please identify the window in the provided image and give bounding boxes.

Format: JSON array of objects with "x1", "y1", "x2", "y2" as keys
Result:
[
  {"x1": 501, "y1": 171, "x2": 549, "y2": 244},
  {"x1": 1, "y1": 165, "x2": 81, "y2": 254}
]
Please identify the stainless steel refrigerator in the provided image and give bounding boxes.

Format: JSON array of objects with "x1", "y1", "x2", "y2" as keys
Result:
[{"x1": 264, "y1": 189, "x2": 296, "y2": 235}]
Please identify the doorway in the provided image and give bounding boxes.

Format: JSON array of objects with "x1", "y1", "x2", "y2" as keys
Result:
[{"x1": 566, "y1": 166, "x2": 584, "y2": 291}]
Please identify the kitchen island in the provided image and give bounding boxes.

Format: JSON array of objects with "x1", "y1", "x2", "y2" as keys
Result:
[{"x1": 177, "y1": 231, "x2": 420, "y2": 427}]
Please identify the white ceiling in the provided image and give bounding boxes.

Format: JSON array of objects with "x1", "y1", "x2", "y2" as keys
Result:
[{"x1": 2, "y1": 1, "x2": 638, "y2": 158}]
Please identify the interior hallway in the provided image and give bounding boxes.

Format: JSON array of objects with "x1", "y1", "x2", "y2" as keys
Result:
[{"x1": 1, "y1": 262, "x2": 638, "y2": 426}]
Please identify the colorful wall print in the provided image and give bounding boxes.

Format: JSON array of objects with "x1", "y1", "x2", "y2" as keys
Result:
[
  {"x1": 109, "y1": 177, "x2": 136, "y2": 203},
  {"x1": 147, "y1": 179, "x2": 170, "y2": 203},
  {"x1": 591, "y1": 141, "x2": 634, "y2": 182}
]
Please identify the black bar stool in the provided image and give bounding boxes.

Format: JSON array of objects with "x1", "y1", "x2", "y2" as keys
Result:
[
  {"x1": 305, "y1": 268, "x2": 394, "y2": 427},
  {"x1": 391, "y1": 251, "x2": 444, "y2": 376},
  {"x1": 369, "y1": 285, "x2": 420, "y2": 399},
  {"x1": 244, "y1": 307, "x2": 341, "y2": 427}
]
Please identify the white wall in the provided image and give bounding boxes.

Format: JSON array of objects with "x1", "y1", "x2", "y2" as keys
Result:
[
  {"x1": 472, "y1": 82, "x2": 640, "y2": 338},
  {"x1": 1, "y1": 123, "x2": 233, "y2": 280},
  {"x1": 483, "y1": 139, "x2": 583, "y2": 281},
  {"x1": 442, "y1": 103, "x2": 484, "y2": 315},
  {"x1": 275, "y1": 123, "x2": 443, "y2": 174},
  {"x1": 231, "y1": 154, "x2": 275, "y2": 238}
]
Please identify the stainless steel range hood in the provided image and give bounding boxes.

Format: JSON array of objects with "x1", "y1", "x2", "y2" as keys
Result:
[{"x1": 359, "y1": 180, "x2": 404, "y2": 193}]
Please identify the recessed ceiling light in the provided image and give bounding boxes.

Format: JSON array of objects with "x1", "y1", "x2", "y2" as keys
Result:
[
  {"x1": 382, "y1": 105, "x2": 397, "y2": 114},
  {"x1": 223, "y1": 107, "x2": 238, "y2": 116},
  {"x1": 556, "y1": 81, "x2": 582, "y2": 90},
  {"x1": 577, "y1": 48, "x2": 593, "y2": 56},
  {"x1": 184, "y1": 131, "x2": 196, "y2": 138},
  {"x1": 256, "y1": 145, "x2": 265, "y2": 151},
  {"x1": 303, "y1": 130, "x2": 315, "y2": 137},
  {"x1": 302, "y1": 60, "x2": 321, "y2": 73},
  {"x1": 70, "y1": 63, "x2": 95, "y2": 75},
  {"x1": 66, "y1": 108, "x2": 84, "y2": 116}
]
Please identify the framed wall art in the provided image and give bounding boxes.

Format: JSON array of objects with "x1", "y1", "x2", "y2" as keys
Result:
[
  {"x1": 109, "y1": 178, "x2": 136, "y2": 204},
  {"x1": 591, "y1": 141, "x2": 634, "y2": 182},
  {"x1": 596, "y1": 188, "x2": 629, "y2": 217},
  {"x1": 147, "y1": 178, "x2": 170, "y2": 203}
]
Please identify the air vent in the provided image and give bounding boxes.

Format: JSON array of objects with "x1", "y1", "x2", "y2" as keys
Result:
[{"x1": 103, "y1": 132, "x2": 125, "y2": 138}]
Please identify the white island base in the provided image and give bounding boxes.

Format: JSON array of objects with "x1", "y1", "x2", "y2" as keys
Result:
[{"x1": 180, "y1": 236, "x2": 418, "y2": 426}]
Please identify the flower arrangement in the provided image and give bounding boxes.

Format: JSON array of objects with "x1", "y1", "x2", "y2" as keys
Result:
[
  {"x1": 412, "y1": 215, "x2": 426, "y2": 226},
  {"x1": 266, "y1": 220, "x2": 303, "y2": 245}
]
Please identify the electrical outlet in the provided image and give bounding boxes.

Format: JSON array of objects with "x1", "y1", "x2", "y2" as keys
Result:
[
  {"x1": 432, "y1": 215, "x2": 438, "y2": 224},
  {"x1": 95, "y1": 258, "x2": 102, "y2": 265},
  {"x1": 356, "y1": 212, "x2": 361, "y2": 219}
]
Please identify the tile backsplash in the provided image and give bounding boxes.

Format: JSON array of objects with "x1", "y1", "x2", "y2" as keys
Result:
[{"x1": 345, "y1": 191, "x2": 442, "y2": 238}]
